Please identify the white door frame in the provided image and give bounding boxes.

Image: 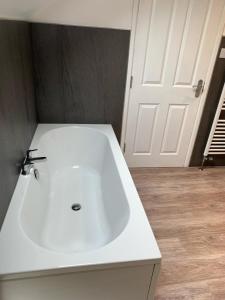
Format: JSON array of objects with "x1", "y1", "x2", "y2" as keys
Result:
[
  {"x1": 121, "y1": 0, "x2": 225, "y2": 167},
  {"x1": 120, "y1": 0, "x2": 139, "y2": 151}
]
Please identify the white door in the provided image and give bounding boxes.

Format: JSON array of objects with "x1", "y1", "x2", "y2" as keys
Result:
[{"x1": 124, "y1": 0, "x2": 225, "y2": 167}]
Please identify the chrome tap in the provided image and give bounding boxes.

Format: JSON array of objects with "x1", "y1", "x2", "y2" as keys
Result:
[{"x1": 21, "y1": 149, "x2": 47, "y2": 176}]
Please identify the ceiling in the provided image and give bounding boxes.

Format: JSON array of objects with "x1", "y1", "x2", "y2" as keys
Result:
[{"x1": 0, "y1": 0, "x2": 133, "y2": 29}]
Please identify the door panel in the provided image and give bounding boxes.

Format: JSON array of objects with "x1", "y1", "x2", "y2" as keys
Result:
[
  {"x1": 134, "y1": 104, "x2": 158, "y2": 153},
  {"x1": 160, "y1": 105, "x2": 188, "y2": 154},
  {"x1": 125, "y1": 0, "x2": 225, "y2": 167},
  {"x1": 143, "y1": 0, "x2": 174, "y2": 84},
  {"x1": 174, "y1": 0, "x2": 210, "y2": 86}
]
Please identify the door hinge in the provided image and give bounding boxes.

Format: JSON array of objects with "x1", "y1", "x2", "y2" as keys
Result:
[
  {"x1": 130, "y1": 76, "x2": 133, "y2": 89},
  {"x1": 123, "y1": 142, "x2": 126, "y2": 153}
]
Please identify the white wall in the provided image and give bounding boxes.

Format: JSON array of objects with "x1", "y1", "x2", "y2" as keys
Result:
[{"x1": 0, "y1": 0, "x2": 133, "y2": 30}]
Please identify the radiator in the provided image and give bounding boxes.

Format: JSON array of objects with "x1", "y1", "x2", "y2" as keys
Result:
[{"x1": 201, "y1": 83, "x2": 225, "y2": 168}]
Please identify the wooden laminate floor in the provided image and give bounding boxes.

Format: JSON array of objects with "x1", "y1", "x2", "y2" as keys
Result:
[{"x1": 130, "y1": 167, "x2": 225, "y2": 300}]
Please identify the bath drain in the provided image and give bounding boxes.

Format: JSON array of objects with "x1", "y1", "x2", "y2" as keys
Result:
[{"x1": 71, "y1": 203, "x2": 81, "y2": 211}]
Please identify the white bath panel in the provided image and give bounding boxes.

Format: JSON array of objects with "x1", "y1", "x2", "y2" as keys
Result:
[{"x1": 0, "y1": 265, "x2": 157, "y2": 300}]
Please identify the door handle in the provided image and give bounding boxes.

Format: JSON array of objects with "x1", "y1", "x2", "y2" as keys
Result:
[{"x1": 192, "y1": 79, "x2": 204, "y2": 98}]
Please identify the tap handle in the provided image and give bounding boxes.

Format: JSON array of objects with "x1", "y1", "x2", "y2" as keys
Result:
[
  {"x1": 21, "y1": 161, "x2": 34, "y2": 175},
  {"x1": 26, "y1": 149, "x2": 38, "y2": 159}
]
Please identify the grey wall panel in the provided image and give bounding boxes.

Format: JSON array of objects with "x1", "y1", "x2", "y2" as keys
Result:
[
  {"x1": 31, "y1": 23, "x2": 130, "y2": 140},
  {"x1": 190, "y1": 37, "x2": 225, "y2": 166},
  {"x1": 0, "y1": 20, "x2": 37, "y2": 229}
]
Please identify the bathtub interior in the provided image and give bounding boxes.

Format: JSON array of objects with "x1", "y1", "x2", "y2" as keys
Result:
[{"x1": 20, "y1": 127, "x2": 130, "y2": 253}]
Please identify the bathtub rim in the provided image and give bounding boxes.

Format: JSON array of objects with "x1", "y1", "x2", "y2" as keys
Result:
[{"x1": 0, "y1": 124, "x2": 161, "y2": 280}]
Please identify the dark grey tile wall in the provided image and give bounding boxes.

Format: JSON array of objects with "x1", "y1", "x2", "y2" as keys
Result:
[
  {"x1": 190, "y1": 37, "x2": 225, "y2": 166},
  {"x1": 31, "y1": 23, "x2": 130, "y2": 140},
  {"x1": 0, "y1": 21, "x2": 37, "y2": 229}
]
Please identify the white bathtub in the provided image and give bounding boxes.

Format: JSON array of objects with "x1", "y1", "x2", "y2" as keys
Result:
[{"x1": 0, "y1": 124, "x2": 161, "y2": 300}]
